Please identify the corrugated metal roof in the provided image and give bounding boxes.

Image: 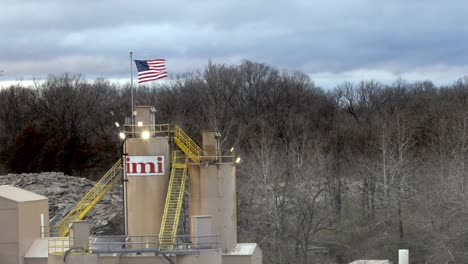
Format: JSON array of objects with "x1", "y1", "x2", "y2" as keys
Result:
[
  {"x1": 224, "y1": 243, "x2": 257, "y2": 256},
  {"x1": 0, "y1": 185, "x2": 47, "y2": 202}
]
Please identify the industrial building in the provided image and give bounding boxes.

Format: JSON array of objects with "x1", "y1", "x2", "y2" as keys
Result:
[{"x1": 0, "y1": 106, "x2": 262, "y2": 264}]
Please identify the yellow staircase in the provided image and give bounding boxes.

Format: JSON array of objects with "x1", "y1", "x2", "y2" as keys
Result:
[
  {"x1": 52, "y1": 125, "x2": 201, "y2": 241},
  {"x1": 173, "y1": 125, "x2": 203, "y2": 163},
  {"x1": 55, "y1": 159, "x2": 123, "y2": 237},
  {"x1": 159, "y1": 151, "x2": 189, "y2": 250}
]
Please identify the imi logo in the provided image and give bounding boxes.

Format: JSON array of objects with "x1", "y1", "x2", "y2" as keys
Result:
[{"x1": 126, "y1": 156, "x2": 165, "y2": 176}]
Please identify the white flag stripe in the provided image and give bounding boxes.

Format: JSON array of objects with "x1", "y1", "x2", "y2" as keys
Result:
[
  {"x1": 148, "y1": 61, "x2": 165, "y2": 65},
  {"x1": 135, "y1": 59, "x2": 167, "y2": 83},
  {"x1": 148, "y1": 66, "x2": 166, "y2": 70},
  {"x1": 138, "y1": 70, "x2": 165, "y2": 77},
  {"x1": 138, "y1": 72, "x2": 168, "y2": 83},
  {"x1": 147, "y1": 59, "x2": 165, "y2": 63},
  {"x1": 138, "y1": 71, "x2": 167, "y2": 77},
  {"x1": 141, "y1": 76, "x2": 167, "y2": 81},
  {"x1": 147, "y1": 60, "x2": 165, "y2": 71}
]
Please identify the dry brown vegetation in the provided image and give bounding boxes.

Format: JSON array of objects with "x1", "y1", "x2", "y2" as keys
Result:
[{"x1": 1, "y1": 61, "x2": 468, "y2": 263}]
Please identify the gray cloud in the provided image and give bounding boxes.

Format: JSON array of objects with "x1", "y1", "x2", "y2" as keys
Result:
[{"x1": 1, "y1": 0, "x2": 468, "y2": 87}]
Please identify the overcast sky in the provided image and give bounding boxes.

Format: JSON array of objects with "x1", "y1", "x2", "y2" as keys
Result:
[{"x1": 1, "y1": 0, "x2": 467, "y2": 88}]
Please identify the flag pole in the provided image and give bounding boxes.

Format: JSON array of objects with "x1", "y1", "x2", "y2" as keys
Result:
[{"x1": 130, "y1": 51, "x2": 134, "y2": 126}]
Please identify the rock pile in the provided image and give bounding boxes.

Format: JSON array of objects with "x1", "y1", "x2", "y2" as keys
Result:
[{"x1": 0, "y1": 172, "x2": 124, "y2": 235}]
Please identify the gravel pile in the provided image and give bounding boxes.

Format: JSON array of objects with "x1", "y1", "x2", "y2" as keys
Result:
[{"x1": 0, "y1": 172, "x2": 124, "y2": 235}]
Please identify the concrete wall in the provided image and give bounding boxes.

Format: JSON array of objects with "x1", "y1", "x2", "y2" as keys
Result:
[
  {"x1": 222, "y1": 244, "x2": 262, "y2": 264},
  {"x1": 50, "y1": 253, "x2": 223, "y2": 264},
  {"x1": 0, "y1": 193, "x2": 48, "y2": 264},
  {"x1": 48, "y1": 254, "x2": 98, "y2": 264},
  {"x1": 0, "y1": 199, "x2": 19, "y2": 264},
  {"x1": 69, "y1": 221, "x2": 89, "y2": 251},
  {"x1": 188, "y1": 165, "x2": 201, "y2": 218},
  {"x1": 19, "y1": 199, "x2": 49, "y2": 264},
  {"x1": 0, "y1": 243, "x2": 18, "y2": 264},
  {"x1": 251, "y1": 245, "x2": 263, "y2": 264},
  {"x1": 223, "y1": 255, "x2": 249, "y2": 264},
  {"x1": 24, "y1": 238, "x2": 48, "y2": 264},
  {"x1": 125, "y1": 137, "x2": 170, "y2": 239},
  {"x1": 0, "y1": 195, "x2": 17, "y2": 208},
  {"x1": 191, "y1": 216, "x2": 213, "y2": 248},
  {"x1": 188, "y1": 164, "x2": 237, "y2": 252},
  {"x1": 99, "y1": 255, "x2": 169, "y2": 264},
  {"x1": 177, "y1": 250, "x2": 222, "y2": 264},
  {"x1": 202, "y1": 131, "x2": 220, "y2": 159},
  {"x1": 134, "y1": 106, "x2": 154, "y2": 133},
  {"x1": 49, "y1": 254, "x2": 172, "y2": 264},
  {"x1": 49, "y1": 252, "x2": 222, "y2": 264},
  {"x1": 24, "y1": 258, "x2": 47, "y2": 264}
]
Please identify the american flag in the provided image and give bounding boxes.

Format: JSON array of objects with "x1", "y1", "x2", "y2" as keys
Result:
[{"x1": 134, "y1": 59, "x2": 168, "y2": 83}]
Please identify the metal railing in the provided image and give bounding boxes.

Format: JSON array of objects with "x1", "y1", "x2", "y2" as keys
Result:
[
  {"x1": 170, "y1": 150, "x2": 184, "y2": 164},
  {"x1": 93, "y1": 235, "x2": 219, "y2": 254},
  {"x1": 192, "y1": 154, "x2": 237, "y2": 164},
  {"x1": 159, "y1": 151, "x2": 189, "y2": 250},
  {"x1": 40, "y1": 226, "x2": 59, "y2": 237},
  {"x1": 54, "y1": 159, "x2": 123, "y2": 237},
  {"x1": 48, "y1": 237, "x2": 92, "y2": 255},
  {"x1": 123, "y1": 124, "x2": 173, "y2": 138},
  {"x1": 120, "y1": 123, "x2": 204, "y2": 162},
  {"x1": 120, "y1": 124, "x2": 238, "y2": 164},
  {"x1": 48, "y1": 235, "x2": 220, "y2": 255},
  {"x1": 173, "y1": 125, "x2": 203, "y2": 163}
]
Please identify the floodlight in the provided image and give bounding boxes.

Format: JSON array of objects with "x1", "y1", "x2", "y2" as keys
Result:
[{"x1": 142, "y1": 131, "x2": 150, "y2": 139}]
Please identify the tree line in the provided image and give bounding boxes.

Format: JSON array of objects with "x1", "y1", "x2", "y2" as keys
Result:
[{"x1": 1, "y1": 61, "x2": 468, "y2": 263}]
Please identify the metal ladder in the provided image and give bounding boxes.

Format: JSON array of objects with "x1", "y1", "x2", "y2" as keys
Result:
[
  {"x1": 54, "y1": 159, "x2": 123, "y2": 237},
  {"x1": 159, "y1": 151, "x2": 188, "y2": 250}
]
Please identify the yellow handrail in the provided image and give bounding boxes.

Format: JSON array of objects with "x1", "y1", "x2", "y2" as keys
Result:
[
  {"x1": 119, "y1": 124, "x2": 204, "y2": 163},
  {"x1": 123, "y1": 124, "x2": 173, "y2": 137},
  {"x1": 48, "y1": 238, "x2": 91, "y2": 255},
  {"x1": 52, "y1": 124, "x2": 234, "y2": 240},
  {"x1": 159, "y1": 151, "x2": 189, "y2": 250},
  {"x1": 173, "y1": 125, "x2": 203, "y2": 163},
  {"x1": 54, "y1": 159, "x2": 123, "y2": 237}
]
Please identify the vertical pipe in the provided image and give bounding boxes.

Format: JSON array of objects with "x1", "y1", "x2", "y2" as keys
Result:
[
  {"x1": 130, "y1": 51, "x2": 134, "y2": 126},
  {"x1": 399, "y1": 249, "x2": 409, "y2": 264},
  {"x1": 40, "y1": 213, "x2": 44, "y2": 238},
  {"x1": 122, "y1": 140, "x2": 128, "y2": 237}
]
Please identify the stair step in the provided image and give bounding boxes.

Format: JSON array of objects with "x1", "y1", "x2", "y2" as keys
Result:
[{"x1": 159, "y1": 153, "x2": 188, "y2": 243}]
